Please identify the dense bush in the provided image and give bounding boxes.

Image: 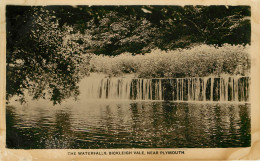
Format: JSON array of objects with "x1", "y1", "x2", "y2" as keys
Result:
[{"x1": 89, "y1": 44, "x2": 250, "y2": 78}]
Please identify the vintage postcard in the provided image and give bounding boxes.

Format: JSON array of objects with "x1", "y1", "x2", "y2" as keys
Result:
[{"x1": 0, "y1": 0, "x2": 260, "y2": 160}]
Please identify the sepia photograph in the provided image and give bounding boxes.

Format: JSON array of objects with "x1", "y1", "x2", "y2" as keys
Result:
[{"x1": 5, "y1": 5, "x2": 252, "y2": 150}]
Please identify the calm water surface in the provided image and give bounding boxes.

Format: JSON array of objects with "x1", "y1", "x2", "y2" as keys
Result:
[{"x1": 6, "y1": 101, "x2": 250, "y2": 149}]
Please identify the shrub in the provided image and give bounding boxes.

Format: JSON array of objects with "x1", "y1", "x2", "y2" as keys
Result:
[{"x1": 89, "y1": 44, "x2": 250, "y2": 78}]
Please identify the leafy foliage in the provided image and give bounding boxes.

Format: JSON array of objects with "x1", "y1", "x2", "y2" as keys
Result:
[
  {"x1": 78, "y1": 6, "x2": 250, "y2": 55},
  {"x1": 90, "y1": 44, "x2": 250, "y2": 78},
  {"x1": 6, "y1": 7, "x2": 89, "y2": 104}
]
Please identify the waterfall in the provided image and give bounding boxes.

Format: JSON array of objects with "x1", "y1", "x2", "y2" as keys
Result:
[{"x1": 82, "y1": 75, "x2": 250, "y2": 102}]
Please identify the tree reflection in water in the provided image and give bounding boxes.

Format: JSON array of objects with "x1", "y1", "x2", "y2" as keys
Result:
[{"x1": 6, "y1": 102, "x2": 250, "y2": 149}]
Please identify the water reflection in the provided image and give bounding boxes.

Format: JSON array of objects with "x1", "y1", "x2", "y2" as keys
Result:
[{"x1": 6, "y1": 101, "x2": 250, "y2": 149}]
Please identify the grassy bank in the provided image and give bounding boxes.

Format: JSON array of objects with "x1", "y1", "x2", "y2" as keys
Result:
[{"x1": 89, "y1": 44, "x2": 250, "y2": 78}]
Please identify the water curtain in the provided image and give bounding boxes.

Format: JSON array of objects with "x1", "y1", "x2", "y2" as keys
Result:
[{"x1": 84, "y1": 76, "x2": 250, "y2": 102}]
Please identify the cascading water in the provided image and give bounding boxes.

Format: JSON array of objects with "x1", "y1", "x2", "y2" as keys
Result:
[{"x1": 81, "y1": 74, "x2": 250, "y2": 102}]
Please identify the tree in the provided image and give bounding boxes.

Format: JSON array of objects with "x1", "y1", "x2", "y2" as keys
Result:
[
  {"x1": 6, "y1": 6, "x2": 88, "y2": 104},
  {"x1": 83, "y1": 9, "x2": 157, "y2": 55}
]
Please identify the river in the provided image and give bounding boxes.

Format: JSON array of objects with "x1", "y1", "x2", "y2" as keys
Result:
[{"x1": 6, "y1": 75, "x2": 251, "y2": 149}]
